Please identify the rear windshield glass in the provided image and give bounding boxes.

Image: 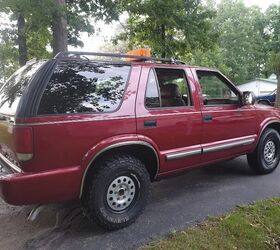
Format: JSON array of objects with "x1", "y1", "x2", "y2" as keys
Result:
[
  {"x1": 0, "y1": 61, "x2": 45, "y2": 116},
  {"x1": 37, "y1": 61, "x2": 131, "y2": 115}
]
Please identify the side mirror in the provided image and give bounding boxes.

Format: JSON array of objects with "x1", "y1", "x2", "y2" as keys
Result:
[{"x1": 242, "y1": 91, "x2": 256, "y2": 105}]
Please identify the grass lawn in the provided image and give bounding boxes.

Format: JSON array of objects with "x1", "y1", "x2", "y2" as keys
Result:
[{"x1": 144, "y1": 198, "x2": 280, "y2": 250}]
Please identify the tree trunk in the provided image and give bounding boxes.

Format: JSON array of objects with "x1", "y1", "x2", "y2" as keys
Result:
[
  {"x1": 160, "y1": 24, "x2": 166, "y2": 58},
  {"x1": 275, "y1": 66, "x2": 280, "y2": 108},
  {"x1": 52, "y1": 0, "x2": 68, "y2": 55},
  {"x1": 18, "y1": 13, "x2": 28, "y2": 66}
]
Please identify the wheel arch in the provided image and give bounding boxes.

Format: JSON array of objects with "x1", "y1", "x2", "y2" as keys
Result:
[
  {"x1": 257, "y1": 120, "x2": 280, "y2": 145},
  {"x1": 257, "y1": 99, "x2": 271, "y2": 105},
  {"x1": 79, "y1": 141, "x2": 159, "y2": 198}
]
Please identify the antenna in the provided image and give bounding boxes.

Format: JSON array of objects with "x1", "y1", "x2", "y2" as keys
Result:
[{"x1": 164, "y1": 41, "x2": 178, "y2": 64}]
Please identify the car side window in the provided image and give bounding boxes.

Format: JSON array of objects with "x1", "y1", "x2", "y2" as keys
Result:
[
  {"x1": 37, "y1": 61, "x2": 131, "y2": 115},
  {"x1": 145, "y1": 68, "x2": 192, "y2": 108},
  {"x1": 197, "y1": 70, "x2": 239, "y2": 106},
  {"x1": 145, "y1": 70, "x2": 161, "y2": 108}
]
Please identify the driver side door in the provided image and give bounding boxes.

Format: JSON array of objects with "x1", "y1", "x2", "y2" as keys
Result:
[{"x1": 193, "y1": 69, "x2": 257, "y2": 164}]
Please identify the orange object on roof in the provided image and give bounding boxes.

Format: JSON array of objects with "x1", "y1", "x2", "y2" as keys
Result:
[{"x1": 126, "y1": 48, "x2": 151, "y2": 61}]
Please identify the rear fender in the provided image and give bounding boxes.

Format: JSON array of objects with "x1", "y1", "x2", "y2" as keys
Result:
[{"x1": 79, "y1": 134, "x2": 160, "y2": 198}]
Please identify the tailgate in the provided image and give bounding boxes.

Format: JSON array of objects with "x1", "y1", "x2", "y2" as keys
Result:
[
  {"x1": 0, "y1": 115, "x2": 19, "y2": 169},
  {"x1": 0, "y1": 61, "x2": 45, "y2": 170}
]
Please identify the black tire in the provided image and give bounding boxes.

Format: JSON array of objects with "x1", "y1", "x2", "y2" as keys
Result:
[
  {"x1": 247, "y1": 128, "x2": 280, "y2": 174},
  {"x1": 82, "y1": 154, "x2": 151, "y2": 230}
]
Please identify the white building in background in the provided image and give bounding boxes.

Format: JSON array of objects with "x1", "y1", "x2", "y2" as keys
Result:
[{"x1": 237, "y1": 75, "x2": 277, "y2": 96}]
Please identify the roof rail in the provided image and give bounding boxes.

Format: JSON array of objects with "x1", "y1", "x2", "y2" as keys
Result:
[{"x1": 54, "y1": 51, "x2": 185, "y2": 65}]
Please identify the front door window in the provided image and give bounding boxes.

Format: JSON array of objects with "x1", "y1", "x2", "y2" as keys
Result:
[{"x1": 197, "y1": 71, "x2": 239, "y2": 106}]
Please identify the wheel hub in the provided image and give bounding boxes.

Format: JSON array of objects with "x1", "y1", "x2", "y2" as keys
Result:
[
  {"x1": 264, "y1": 140, "x2": 276, "y2": 163},
  {"x1": 106, "y1": 176, "x2": 136, "y2": 211}
]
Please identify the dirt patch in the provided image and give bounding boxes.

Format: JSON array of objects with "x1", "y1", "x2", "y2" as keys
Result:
[{"x1": 0, "y1": 199, "x2": 83, "y2": 250}]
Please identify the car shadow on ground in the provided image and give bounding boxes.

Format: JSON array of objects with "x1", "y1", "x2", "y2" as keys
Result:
[{"x1": 0, "y1": 156, "x2": 262, "y2": 250}]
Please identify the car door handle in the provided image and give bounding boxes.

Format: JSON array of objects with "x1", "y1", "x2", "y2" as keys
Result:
[
  {"x1": 144, "y1": 120, "x2": 157, "y2": 128},
  {"x1": 203, "y1": 114, "x2": 213, "y2": 122}
]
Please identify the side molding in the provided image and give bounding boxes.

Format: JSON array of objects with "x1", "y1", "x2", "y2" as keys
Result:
[
  {"x1": 203, "y1": 138, "x2": 255, "y2": 154},
  {"x1": 79, "y1": 141, "x2": 159, "y2": 198},
  {"x1": 166, "y1": 148, "x2": 202, "y2": 161},
  {"x1": 165, "y1": 135, "x2": 257, "y2": 162}
]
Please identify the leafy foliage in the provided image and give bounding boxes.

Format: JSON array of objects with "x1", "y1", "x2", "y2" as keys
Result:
[
  {"x1": 116, "y1": 0, "x2": 216, "y2": 58},
  {"x1": 0, "y1": 40, "x2": 18, "y2": 85},
  {"x1": 0, "y1": 21, "x2": 18, "y2": 83},
  {"x1": 213, "y1": 0, "x2": 268, "y2": 84},
  {"x1": 265, "y1": 4, "x2": 280, "y2": 107},
  {"x1": 0, "y1": 0, "x2": 120, "y2": 79}
]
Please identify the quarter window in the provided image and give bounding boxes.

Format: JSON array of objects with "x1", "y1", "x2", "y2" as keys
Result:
[
  {"x1": 145, "y1": 70, "x2": 160, "y2": 108},
  {"x1": 38, "y1": 61, "x2": 131, "y2": 115}
]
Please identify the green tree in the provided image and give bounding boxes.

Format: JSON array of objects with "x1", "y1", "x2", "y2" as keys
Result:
[
  {"x1": 185, "y1": 45, "x2": 231, "y2": 77},
  {"x1": 214, "y1": 0, "x2": 268, "y2": 84},
  {"x1": 266, "y1": 4, "x2": 280, "y2": 108},
  {"x1": 0, "y1": 0, "x2": 119, "y2": 69},
  {"x1": 116, "y1": 0, "x2": 216, "y2": 58},
  {"x1": 0, "y1": 39, "x2": 18, "y2": 85},
  {"x1": 0, "y1": 19, "x2": 18, "y2": 83}
]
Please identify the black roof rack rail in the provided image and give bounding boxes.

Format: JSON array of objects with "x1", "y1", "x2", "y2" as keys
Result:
[{"x1": 54, "y1": 51, "x2": 185, "y2": 65}]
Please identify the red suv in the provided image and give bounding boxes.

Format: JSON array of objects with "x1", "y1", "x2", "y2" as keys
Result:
[{"x1": 1, "y1": 52, "x2": 280, "y2": 230}]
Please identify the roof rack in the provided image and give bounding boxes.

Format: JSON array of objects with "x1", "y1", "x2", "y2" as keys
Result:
[{"x1": 54, "y1": 51, "x2": 185, "y2": 65}]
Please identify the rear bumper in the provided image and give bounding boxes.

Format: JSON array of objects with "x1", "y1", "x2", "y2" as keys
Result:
[{"x1": 0, "y1": 160, "x2": 82, "y2": 205}]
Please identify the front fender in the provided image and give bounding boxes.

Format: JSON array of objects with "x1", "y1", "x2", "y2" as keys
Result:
[{"x1": 256, "y1": 118, "x2": 280, "y2": 145}]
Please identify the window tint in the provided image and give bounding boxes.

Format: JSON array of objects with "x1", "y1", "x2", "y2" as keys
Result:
[
  {"x1": 155, "y1": 68, "x2": 191, "y2": 107},
  {"x1": 38, "y1": 61, "x2": 131, "y2": 114},
  {"x1": 145, "y1": 70, "x2": 160, "y2": 108},
  {"x1": 197, "y1": 71, "x2": 238, "y2": 106},
  {"x1": 0, "y1": 61, "x2": 45, "y2": 115}
]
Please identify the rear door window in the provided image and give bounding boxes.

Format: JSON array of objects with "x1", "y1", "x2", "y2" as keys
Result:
[
  {"x1": 145, "y1": 68, "x2": 192, "y2": 108},
  {"x1": 37, "y1": 61, "x2": 131, "y2": 115},
  {"x1": 145, "y1": 70, "x2": 161, "y2": 108},
  {"x1": 0, "y1": 61, "x2": 45, "y2": 115}
]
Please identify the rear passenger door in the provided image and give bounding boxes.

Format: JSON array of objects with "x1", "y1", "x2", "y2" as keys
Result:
[{"x1": 136, "y1": 66, "x2": 203, "y2": 174}]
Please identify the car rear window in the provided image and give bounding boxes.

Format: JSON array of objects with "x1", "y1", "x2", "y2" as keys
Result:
[
  {"x1": 37, "y1": 61, "x2": 131, "y2": 115},
  {"x1": 0, "y1": 61, "x2": 45, "y2": 116}
]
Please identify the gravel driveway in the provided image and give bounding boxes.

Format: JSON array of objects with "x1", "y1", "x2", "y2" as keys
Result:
[{"x1": 1, "y1": 156, "x2": 280, "y2": 250}]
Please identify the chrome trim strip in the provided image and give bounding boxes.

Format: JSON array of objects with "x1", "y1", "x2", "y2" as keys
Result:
[
  {"x1": 203, "y1": 138, "x2": 255, "y2": 154},
  {"x1": 79, "y1": 141, "x2": 159, "y2": 198},
  {"x1": 0, "y1": 153, "x2": 22, "y2": 173},
  {"x1": 165, "y1": 136, "x2": 256, "y2": 161},
  {"x1": 166, "y1": 148, "x2": 202, "y2": 161}
]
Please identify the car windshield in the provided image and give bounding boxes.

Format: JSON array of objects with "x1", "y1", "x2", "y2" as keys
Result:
[{"x1": 0, "y1": 61, "x2": 45, "y2": 116}]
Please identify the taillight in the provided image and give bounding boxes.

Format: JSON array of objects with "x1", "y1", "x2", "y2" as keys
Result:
[{"x1": 14, "y1": 126, "x2": 33, "y2": 161}]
